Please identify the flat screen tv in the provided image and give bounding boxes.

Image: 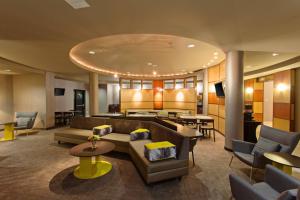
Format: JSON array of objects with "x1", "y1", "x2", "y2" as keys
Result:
[
  {"x1": 54, "y1": 88, "x2": 65, "y2": 96},
  {"x1": 214, "y1": 82, "x2": 225, "y2": 97}
]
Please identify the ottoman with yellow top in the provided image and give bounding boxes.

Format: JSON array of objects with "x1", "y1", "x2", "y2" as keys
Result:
[
  {"x1": 130, "y1": 128, "x2": 150, "y2": 141},
  {"x1": 93, "y1": 125, "x2": 112, "y2": 136},
  {"x1": 144, "y1": 141, "x2": 176, "y2": 161},
  {"x1": 69, "y1": 141, "x2": 115, "y2": 179}
]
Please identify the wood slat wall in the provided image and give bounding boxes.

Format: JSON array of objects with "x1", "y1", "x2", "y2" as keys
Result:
[{"x1": 207, "y1": 61, "x2": 226, "y2": 134}]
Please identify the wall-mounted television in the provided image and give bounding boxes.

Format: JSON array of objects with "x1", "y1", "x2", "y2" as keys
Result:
[
  {"x1": 54, "y1": 88, "x2": 65, "y2": 96},
  {"x1": 214, "y1": 82, "x2": 225, "y2": 97}
]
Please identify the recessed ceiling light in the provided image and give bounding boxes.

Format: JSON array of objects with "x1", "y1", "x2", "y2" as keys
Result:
[
  {"x1": 64, "y1": 0, "x2": 90, "y2": 9},
  {"x1": 214, "y1": 56, "x2": 218, "y2": 59},
  {"x1": 88, "y1": 51, "x2": 95, "y2": 55},
  {"x1": 203, "y1": 65, "x2": 206, "y2": 68},
  {"x1": 147, "y1": 62, "x2": 153, "y2": 66},
  {"x1": 153, "y1": 71, "x2": 157, "y2": 75},
  {"x1": 272, "y1": 53, "x2": 279, "y2": 56},
  {"x1": 189, "y1": 71, "x2": 193, "y2": 74},
  {"x1": 210, "y1": 59, "x2": 214, "y2": 62},
  {"x1": 114, "y1": 74, "x2": 118, "y2": 78},
  {"x1": 152, "y1": 64, "x2": 158, "y2": 67},
  {"x1": 187, "y1": 44, "x2": 195, "y2": 48},
  {"x1": 4, "y1": 69, "x2": 11, "y2": 72},
  {"x1": 214, "y1": 52, "x2": 219, "y2": 56},
  {"x1": 207, "y1": 62, "x2": 211, "y2": 65}
]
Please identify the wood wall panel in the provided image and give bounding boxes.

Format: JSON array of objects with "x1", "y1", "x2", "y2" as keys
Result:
[
  {"x1": 219, "y1": 105, "x2": 225, "y2": 118},
  {"x1": 121, "y1": 89, "x2": 153, "y2": 102},
  {"x1": 273, "y1": 103, "x2": 291, "y2": 120},
  {"x1": 253, "y1": 90, "x2": 263, "y2": 102},
  {"x1": 208, "y1": 65, "x2": 220, "y2": 82},
  {"x1": 208, "y1": 104, "x2": 219, "y2": 116},
  {"x1": 253, "y1": 113, "x2": 263, "y2": 122},
  {"x1": 208, "y1": 93, "x2": 218, "y2": 104},
  {"x1": 219, "y1": 117, "x2": 225, "y2": 134},
  {"x1": 273, "y1": 118, "x2": 290, "y2": 131},
  {"x1": 253, "y1": 102, "x2": 263, "y2": 113},
  {"x1": 219, "y1": 61, "x2": 226, "y2": 80},
  {"x1": 163, "y1": 89, "x2": 196, "y2": 102},
  {"x1": 153, "y1": 80, "x2": 163, "y2": 110},
  {"x1": 209, "y1": 115, "x2": 219, "y2": 130}
]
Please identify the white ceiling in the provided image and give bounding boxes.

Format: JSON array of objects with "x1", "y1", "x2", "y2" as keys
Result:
[{"x1": 0, "y1": 0, "x2": 300, "y2": 77}]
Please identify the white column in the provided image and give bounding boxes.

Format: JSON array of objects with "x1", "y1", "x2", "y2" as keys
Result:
[
  {"x1": 89, "y1": 72, "x2": 99, "y2": 116},
  {"x1": 225, "y1": 51, "x2": 244, "y2": 150}
]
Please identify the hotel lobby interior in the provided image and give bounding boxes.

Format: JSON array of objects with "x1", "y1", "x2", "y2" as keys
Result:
[{"x1": 2, "y1": 1, "x2": 300, "y2": 200}]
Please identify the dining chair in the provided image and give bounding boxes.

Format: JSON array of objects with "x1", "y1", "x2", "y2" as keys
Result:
[{"x1": 199, "y1": 119, "x2": 215, "y2": 142}]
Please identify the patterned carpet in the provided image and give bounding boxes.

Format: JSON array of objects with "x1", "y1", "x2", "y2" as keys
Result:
[{"x1": 0, "y1": 128, "x2": 262, "y2": 200}]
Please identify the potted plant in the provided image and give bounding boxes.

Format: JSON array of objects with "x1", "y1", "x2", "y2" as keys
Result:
[{"x1": 88, "y1": 135, "x2": 100, "y2": 149}]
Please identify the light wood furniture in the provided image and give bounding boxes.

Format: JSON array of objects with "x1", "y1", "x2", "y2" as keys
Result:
[{"x1": 0, "y1": 122, "x2": 16, "y2": 141}]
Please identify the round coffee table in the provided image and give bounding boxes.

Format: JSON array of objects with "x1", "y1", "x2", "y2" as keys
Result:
[
  {"x1": 264, "y1": 152, "x2": 300, "y2": 175},
  {"x1": 70, "y1": 141, "x2": 115, "y2": 179}
]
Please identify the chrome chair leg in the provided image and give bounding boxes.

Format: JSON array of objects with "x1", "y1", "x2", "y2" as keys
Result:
[{"x1": 192, "y1": 150, "x2": 195, "y2": 167}]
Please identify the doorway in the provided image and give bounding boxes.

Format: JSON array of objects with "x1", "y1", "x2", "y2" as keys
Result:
[
  {"x1": 263, "y1": 81, "x2": 273, "y2": 127},
  {"x1": 74, "y1": 89, "x2": 86, "y2": 117}
]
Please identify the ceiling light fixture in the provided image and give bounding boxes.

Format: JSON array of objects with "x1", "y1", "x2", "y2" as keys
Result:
[
  {"x1": 88, "y1": 50, "x2": 95, "y2": 55},
  {"x1": 114, "y1": 74, "x2": 118, "y2": 78},
  {"x1": 152, "y1": 64, "x2": 158, "y2": 67},
  {"x1": 214, "y1": 52, "x2": 219, "y2": 56},
  {"x1": 214, "y1": 56, "x2": 218, "y2": 59},
  {"x1": 272, "y1": 53, "x2": 279, "y2": 56},
  {"x1": 153, "y1": 71, "x2": 157, "y2": 75},
  {"x1": 147, "y1": 62, "x2": 153, "y2": 66},
  {"x1": 4, "y1": 69, "x2": 11, "y2": 72},
  {"x1": 187, "y1": 44, "x2": 195, "y2": 48},
  {"x1": 64, "y1": 0, "x2": 90, "y2": 9}
]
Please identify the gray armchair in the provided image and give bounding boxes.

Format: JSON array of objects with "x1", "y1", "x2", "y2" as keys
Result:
[
  {"x1": 15, "y1": 112, "x2": 38, "y2": 135},
  {"x1": 229, "y1": 125, "x2": 300, "y2": 180},
  {"x1": 229, "y1": 165, "x2": 300, "y2": 200}
]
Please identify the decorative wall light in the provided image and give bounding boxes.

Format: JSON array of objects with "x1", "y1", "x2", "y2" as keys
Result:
[
  {"x1": 176, "y1": 91, "x2": 185, "y2": 102},
  {"x1": 245, "y1": 87, "x2": 254, "y2": 94},
  {"x1": 276, "y1": 83, "x2": 288, "y2": 92}
]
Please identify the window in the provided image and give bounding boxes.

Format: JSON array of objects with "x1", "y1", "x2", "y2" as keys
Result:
[
  {"x1": 175, "y1": 79, "x2": 184, "y2": 89},
  {"x1": 186, "y1": 77, "x2": 195, "y2": 88},
  {"x1": 142, "y1": 80, "x2": 153, "y2": 89},
  {"x1": 164, "y1": 80, "x2": 174, "y2": 89},
  {"x1": 132, "y1": 80, "x2": 142, "y2": 89},
  {"x1": 121, "y1": 79, "x2": 131, "y2": 89}
]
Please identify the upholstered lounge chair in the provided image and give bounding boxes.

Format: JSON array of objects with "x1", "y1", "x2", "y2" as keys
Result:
[
  {"x1": 229, "y1": 125, "x2": 300, "y2": 180},
  {"x1": 15, "y1": 112, "x2": 38, "y2": 135},
  {"x1": 229, "y1": 164, "x2": 300, "y2": 200}
]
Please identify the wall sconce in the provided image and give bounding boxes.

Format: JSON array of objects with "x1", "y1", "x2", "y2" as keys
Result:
[
  {"x1": 276, "y1": 83, "x2": 288, "y2": 92},
  {"x1": 245, "y1": 87, "x2": 254, "y2": 94},
  {"x1": 157, "y1": 87, "x2": 163, "y2": 92},
  {"x1": 176, "y1": 91, "x2": 185, "y2": 102}
]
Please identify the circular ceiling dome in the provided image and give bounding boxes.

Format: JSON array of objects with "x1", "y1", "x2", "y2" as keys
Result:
[{"x1": 70, "y1": 34, "x2": 225, "y2": 77}]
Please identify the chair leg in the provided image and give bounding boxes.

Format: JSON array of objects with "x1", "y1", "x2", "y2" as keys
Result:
[
  {"x1": 229, "y1": 155, "x2": 234, "y2": 167},
  {"x1": 192, "y1": 150, "x2": 195, "y2": 167},
  {"x1": 250, "y1": 167, "x2": 253, "y2": 182}
]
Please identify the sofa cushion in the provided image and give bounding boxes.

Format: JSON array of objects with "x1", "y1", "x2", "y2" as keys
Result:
[
  {"x1": 93, "y1": 125, "x2": 112, "y2": 136},
  {"x1": 234, "y1": 152, "x2": 254, "y2": 165},
  {"x1": 55, "y1": 128, "x2": 93, "y2": 141},
  {"x1": 130, "y1": 140, "x2": 187, "y2": 173},
  {"x1": 278, "y1": 189, "x2": 298, "y2": 200},
  {"x1": 144, "y1": 141, "x2": 176, "y2": 161},
  {"x1": 253, "y1": 182, "x2": 279, "y2": 200},
  {"x1": 100, "y1": 133, "x2": 131, "y2": 146},
  {"x1": 251, "y1": 137, "x2": 280, "y2": 155},
  {"x1": 130, "y1": 128, "x2": 150, "y2": 141}
]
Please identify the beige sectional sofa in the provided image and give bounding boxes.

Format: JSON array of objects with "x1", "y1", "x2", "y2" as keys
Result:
[{"x1": 54, "y1": 117, "x2": 189, "y2": 183}]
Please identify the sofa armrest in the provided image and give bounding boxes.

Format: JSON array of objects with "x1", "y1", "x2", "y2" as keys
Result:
[
  {"x1": 265, "y1": 165, "x2": 300, "y2": 193},
  {"x1": 232, "y1": 140, "x2": 255, "y2": 154},
  {"x1": 229, "y1": 174, "x2": 266, "y2": 200}
]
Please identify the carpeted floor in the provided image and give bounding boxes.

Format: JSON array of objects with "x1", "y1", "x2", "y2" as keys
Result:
[{"x1": 0, "y1": 128, "x2": 262, "y2": 200}]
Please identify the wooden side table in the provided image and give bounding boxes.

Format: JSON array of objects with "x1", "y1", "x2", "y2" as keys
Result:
[
  {"x1": 0, "y1": 122, "x2": 16, "y2": 142},
  {"x1": 70, "y1": 141, "x2": 115, "y2": 179},
  {"x1": 264, "y1": 152, "x2": 300, "y2": 175}
]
